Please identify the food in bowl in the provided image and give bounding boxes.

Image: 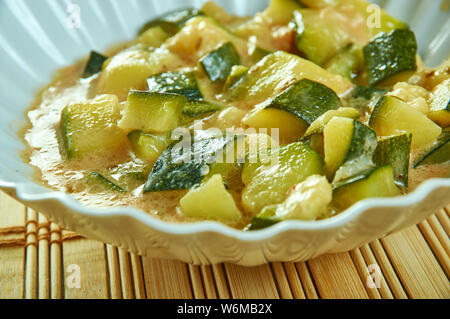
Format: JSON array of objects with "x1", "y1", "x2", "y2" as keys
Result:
[{"x1": 23, "y1": 0, "x2": 450, "y2": 230}]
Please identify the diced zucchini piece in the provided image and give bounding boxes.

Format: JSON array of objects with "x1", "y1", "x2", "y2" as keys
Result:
[
  {"x1": 333, "y1": 166, "x2": 401, "y2": 211},
  {"x1": 82, "y1": 51, "x2": 107, "y2": 78},
  {"x1": 147, "y1": 71, "x2": 203, "y2": 101},
  {"x1": 87, "y1": 172, "x2": 127, "y2": 193},
  {"x1": 128, "y1": 130, "x2": 171, "y2": 163},
  {"x1": 305, "y1": 107, "x2": 360, "y2": 137},
  {"x1": 119, "y1": 91, "x2": 186, "y2": 134},
  {"x1": 200, "y1": 42, "x2": 241, "y2": 83},
  {"x1": 223, "y1": 65, "x2": 249, "y2": 91},
  {"x1": 414, "y1": 131, "x2": 450, "y2": 167},
  {"x1": 265, "y1": 0, "x2": 305, "y2": 25},
  {"x1": 60, "y1": 95, "x2": 128, "y2": 160},
  {"x1": 228, "y1": 51, "x2": 353, "y2": 107},
  {"x1": 252, "y1": 175, "x2": 332, "y2": 226},
  {"x1": 166, "y1": 17, "x2": 249, "y2": 67},
  {"x1": 247, "y1": 209, "x2": 281, "y2": 231},
  {"x1": 292, "y1": 9, "x2": 351, "y2": 66},
  {"x1": 180, "y1": 174, "x2": 242, "y2": 222},
  {"x1": 363, "y1": 29, "x2": 417, "y2": 86},
  {"x1": 242, "y1": 142, "x2": 324, "y2": 214},
  {"x1": 144, "y1": 137, "x2": 234, "y2": 192},
  {"x1": 324, "y1": 117, "x2": 378, "y2": 181},
  {"x1": 374, "y1": 134, "x2": 412, "y2": 187},
  {"x1": 428, "y1": 79, "x2": 450, "y2": 128},
  {"x1": 267, "y1": 79, "x2": 343, "y2": 125},
  {"x1": 242, "y1": 107, "x2": 308, "y2": 143},
  {"x1": 137, "y1": 26, "x2": 169, "y2": 48},
  {"x1": 182, "y1": 100, "x2": 222, "y2": 117},
  {"x1": 138, "y1": 8, "x2": 204, "y2": 36},
  {"x1": 97, "y1": 47, "x2": 184, "y2": 100},
  {"x1": 325, "y1": 44, "x2": 363, "y2": 79},
  {"x1": 302, "y1": 134, "x2": 325, "y2": 158},
  {"x1": 369, "y1": 96, "x2": 442, "y2": 152},
  {"x1": 352, "y1": 85, "x2": 387, "y2": 101}
]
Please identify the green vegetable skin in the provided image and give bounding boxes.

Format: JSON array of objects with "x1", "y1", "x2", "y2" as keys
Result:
[
  {"x1": 414, "y1": 131, "x2": 450, "y2": 167},
  {"x1": 247, "y1": 207, "x2": 281, "y2": 231},
  {"x1": 144, "y1": 137, "x2": 234, "y2": 192},
  {"x1": 88, "y1": 172, "x2": 127, "y2": 193},
  {"x1": 333, "y1": 166, "x2": 401, "y2": 211},
  {"x1": 324, "y1": 117, "x2": 378, "y2": 181},
  {"x1": 147, "y1": 71, "x2": 203, "y2": 101},
  {"x1": 82, "y1": 51, "x2": 107, "y2": 78},
  {"x1": 267, "y1": 79, "x2": 343, "y2": 125},
  {"x1": 363, "y1": 29, "x2": 417, "y2": 85},
  {"x1": 138, "y1": 8, "x2": 204, "y2": 35},
  {"x1": 200, "y1": 42, "x2": 241, "y2": 82},
  {"x1": 325, "y1": 44, "x2": 362, "y2": 79},
  {"x1": 374, "y1": 134, "x2": 412, "y2": 187}
]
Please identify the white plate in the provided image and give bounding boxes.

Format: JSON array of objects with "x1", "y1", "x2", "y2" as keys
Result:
[{"x1": 0, "y1": 0, "x2": 449, "y2": 265}]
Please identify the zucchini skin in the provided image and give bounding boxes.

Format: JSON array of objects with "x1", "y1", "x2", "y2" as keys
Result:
[
  {"x1": 138, "y1": 8, "x2": 203, "y2": 35},
  {"x1": 82, "y1": 51, "x2": 107, "y2": 78},
  {"x1": 88, "y1": 172, "x2": 127, "y2": 193},
  {"x1": 374, "y1": 134, "x2": 412, "y2": 187},
  {"x1": 414, "y1": 131, "x2": 450, "y2": 167},
  {"x1": 147, "y1": 71, "x2": 203, "y2": 101},
  {"x1": 267, "y1": 79, "x2": 343, "y2": 125},
  {"x1": 200, "y1": 42, "x2": 241, "y2": 83},
  {"x1": 144, "y1": 137, "x2": 234, "y2": 192},
  {"x1": 363, "y1": 29, "x2": 417, "y2": 86}
]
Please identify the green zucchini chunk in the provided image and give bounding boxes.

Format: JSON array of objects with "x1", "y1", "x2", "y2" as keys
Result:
[
  {"x1": 247, "y1": 207, "x2": 281, "y2": 231},
  {"x1": 369, "y1": 95, "x2": 442, "y2": 152},
  {"x1": 60, "y1": 95, "x2": 128, "y2": 160},
  {"x1": 324, "y1": 117, "x2": 378, "y2": 181},
  {"x1": 147, "y1": 71, "x2": 203, "y2": 101},
  {"x1": 138, "y1": 8, "x2": 204, "y2": 36},
  {"x1": 325, "y1": 44, "x2": 362, "y2": 79},
  {"x1": 119, "y1": 91, "x2": 186, "y2": 134},
  {"x1": 200, "y1": 42, "x2": 241, "y2": 83},
  {"x1": 333, "y1": 166, "x2": 401, "y2": 211},
  {"x1": 374, "y1": 134, "x2": 412, "y2": 187},
  {"x1": 242, "y1": 141, "x2": 325, "y2": 214},
  {"x1": 428, "y1": 79, "x2": 450, "y2": 128},
  {"x1": 128, "y1": 130, "x2": 171, "y2": 163},
  {"x1": 414, "y1": 131, "x2": 450, "y2": 167},
  {"x1": 82, "y1": 51, "x2": 107, "y2": 78},
  {"x1": 87, "y1": 172, "x2": 127, "y2": 193},
  {"x1": 144, "y1": 136, "x2": 234, "y2": 192},
  {"x1": 267, "y1": 79, "x2": 343, "y2": 125},
  {"x1": 352, "y1": 85, "x2": 387, "y2": 101},
  {"x1": 223, "y1": 65, "x2": 249, "y2": 92},
  {"x1": 182, "y1": 100, "x2": 222, "y2": 117},
  {"x1": 363, "y1": 29, "x2": 417, "y2": 86}
]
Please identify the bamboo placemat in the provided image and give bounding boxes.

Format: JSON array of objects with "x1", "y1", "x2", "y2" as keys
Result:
[{"x1": 0, "y1": 191, "x2": 449, "y2": 299}]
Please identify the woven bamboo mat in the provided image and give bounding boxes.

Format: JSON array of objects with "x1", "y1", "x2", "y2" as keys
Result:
[{"x1": 0, "y1": 191, "x2": 449, "y2": 299}]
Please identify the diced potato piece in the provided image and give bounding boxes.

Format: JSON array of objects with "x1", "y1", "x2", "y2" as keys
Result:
[
  {"x1": 97, "y1": 47, "x2": 184, "y2": 100},
  {"x1": 389, "y1": 82, "x2": 430, "y2": 114},
  {"x1": 180, "y1": 174, "x2": 242, "y2": 222},
  {"x1": 119, "y1": 91, "x2": 186, "y2": 134},
  {"x1": 60, "y1": 95, "x2": 129, "y2": 161},
  {"x1": 260, "y1": 175, "x2": 332, "y2": 221},
  {"x1": 242, "y1": 107, "x2": 308, "y2": 143}
]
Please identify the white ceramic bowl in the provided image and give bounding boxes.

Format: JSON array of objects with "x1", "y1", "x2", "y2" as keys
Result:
[{"x1": 0, "y1": 0, "x2": 449, "y2": 266}]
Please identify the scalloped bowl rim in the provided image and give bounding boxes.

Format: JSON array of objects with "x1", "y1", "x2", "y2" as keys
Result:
[{"x1": 1, "y1": 177, "x2": 449, "y2": 241}]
